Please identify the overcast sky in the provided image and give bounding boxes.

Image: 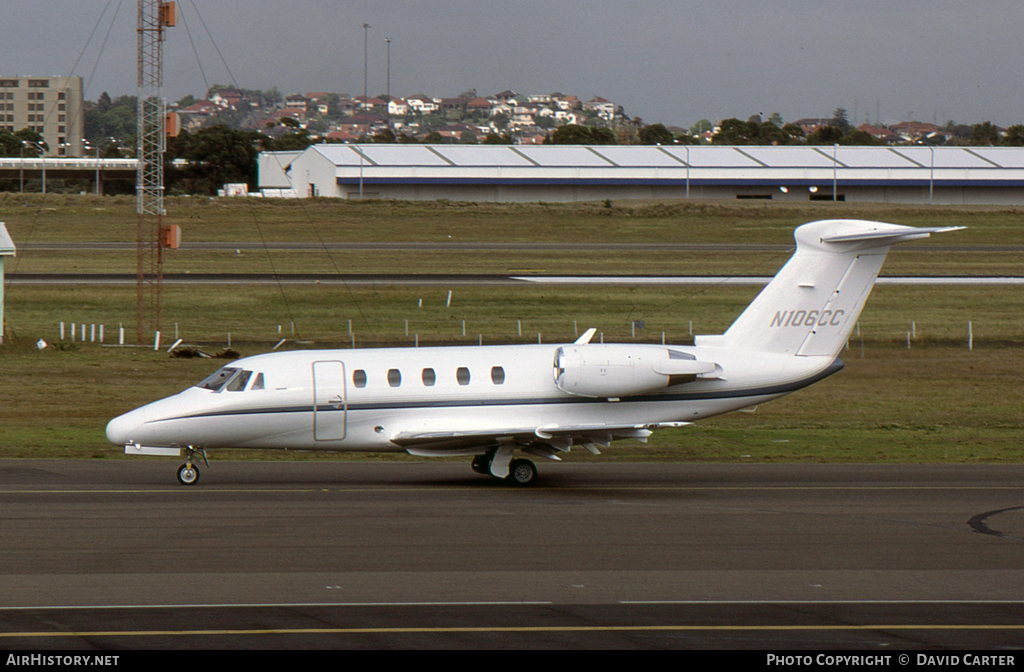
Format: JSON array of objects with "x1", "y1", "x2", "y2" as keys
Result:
[{"x1": 5, "y1": 0, "x2": 1023, "y2": 128}]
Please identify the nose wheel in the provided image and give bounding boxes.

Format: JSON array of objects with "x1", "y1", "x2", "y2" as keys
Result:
[
  {"x1": 177, "y1": 446, "x2": 208, "y2": 486},
  {"x1": 177, "y1": 462, "x2": 199, "y2": 485}
]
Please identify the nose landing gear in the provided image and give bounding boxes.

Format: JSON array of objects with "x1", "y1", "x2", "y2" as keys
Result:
[{"x1": 177, "y1": 447, "x2": 208, "y2": 486}]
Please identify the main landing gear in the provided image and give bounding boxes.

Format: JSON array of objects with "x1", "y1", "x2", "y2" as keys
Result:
[
  {"x1": 177, "y1": 446, "x2": 208, "y2": 486},
  {"x1": 471, "y1": 450, "x2": 538, "y2": 487}
]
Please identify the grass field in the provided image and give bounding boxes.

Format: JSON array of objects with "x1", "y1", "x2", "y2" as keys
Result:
[{"x1": 0, "y1": 195, "x2": 1021, "y2": 463}]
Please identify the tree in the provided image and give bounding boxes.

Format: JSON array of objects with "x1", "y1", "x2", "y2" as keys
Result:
[
  {"x1": 589, "y1": 127, "x2": 616, "y2": 145},
  {"x1": 781, "y1": 123, "x2": 805, "y2": 141},
  {"x1": 690, "y1": 119, "x2": 712, "y2": 136},
  {"x1": 831, "y1": 108, "x2": 851, "y2": 133},
  {"x1": 638, "y1": 123, "x2": 674, "y2": 145},
  {"x1": 842, "y1": 129, "x2": 882, "y2": 146},
  {"x1": 460, "y1": 130, "x2": 478, "y2": 144},
  {"x1": 166, "y1": 125, "x2": 263, "y2": 195},
  {"x1": 711, "y1": 118, "x2": 759, "y2": 145},
  {"x1": 490, "y1": 112, "x2": 510, "y2": 130},
  {"x1": 483, "y1": 132, "x2": 512, "y2": 145},
  {"x1": 0, "y1": 128, "x2": 47, "y2": 156},
  {"x1": 97, "y1": 91, "x2": 113, "y2": 113},
  {"x1": 262, "y1": 87, "x2": 283, "y2": 107},
  {"x1": 547, "y1": 124, "x2": 596, "y2": 144},
  {"x1": 84, "y1": 94, "x2": 137, "y2": 146},
  {"x1": 1002, "y1": 125, "x2": 1024, "y2": 146},
  {"x1": 806, "y1": 124, "x2": 844, "y2": 145},
  {"x1": 970, "y1": 121, "x2": 1000, "y2": 146}
]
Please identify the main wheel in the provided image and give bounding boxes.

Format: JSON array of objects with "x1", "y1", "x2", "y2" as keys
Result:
[
  {"x1": 177, "y1": 462, "x2": 200, "y2": 486},
  {"x1": 507, "y1": 458, "x2": 538, "y2": 486}
]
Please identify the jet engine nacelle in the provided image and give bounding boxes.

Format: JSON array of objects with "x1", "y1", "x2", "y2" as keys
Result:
[{"x1": 553, "y1": 344, "x2": 718, "y2": 398}]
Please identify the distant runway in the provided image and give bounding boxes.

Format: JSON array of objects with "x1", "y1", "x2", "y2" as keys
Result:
[
  {"x1": 1, "y1": 460, "x2": 1023, "y2": 649},
  {"x1": 8, "y1": 272, "x2": 1024, "y2": 286},
  {"x1": 17, "y1": 241, "x2": 1024, "y2": 253}
]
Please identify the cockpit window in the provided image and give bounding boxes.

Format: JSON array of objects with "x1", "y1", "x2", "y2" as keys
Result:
[
  {"x1": 196, "y1": 367, "x2": 240, "y2": 392},
  {"x1": 251, "y1": 373, "x2": 265, "y2": 391},
  {"x1": 226, "y1": 370, "x2": 252, "y2": 392}
]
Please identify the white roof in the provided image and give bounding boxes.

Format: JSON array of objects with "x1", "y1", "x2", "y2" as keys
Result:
[
  {"x1": 660, "y1": 146, "x2": 762, "y2": 167},
  {"x1": 0, "y1": 222, "x2": 15, "y2": 257},
  {"x1": 432, "y1": 146, "x2": 534, "y2": 167},
  {"x1": 296, "y1": 143, "x2": 1024, "y2": 172},
  {"x1": 260, "y1": 144, "x2": 1024, "y2": 196}
]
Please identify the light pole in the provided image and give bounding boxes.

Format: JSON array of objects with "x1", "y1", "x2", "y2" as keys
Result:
[
  {"x1": 385, "y1": 37, "x2": 391, "y2": 135},
  {"x1": 22, "y1": 140, "x2": 46, "y2": 194},
  {"x1": 832, "y1": 143, "x2": 838, "y2": 202},
  {"x1": 685, "y1": 144, "x2": 690, "y2": 199},
  {"x1": 362, "y1": 23, "x2": 370, "y2": 106},
  {"x1": 929, "y1": 145, "x2": 935, "y2": 206},
  {"x1": 84, "y1": 139, "x2": 101, "y2": 195}
]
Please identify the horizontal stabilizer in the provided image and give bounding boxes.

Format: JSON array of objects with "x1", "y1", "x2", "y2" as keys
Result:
[{"x1": 819, "y1": 223, "x2": 964, "y2": 246}]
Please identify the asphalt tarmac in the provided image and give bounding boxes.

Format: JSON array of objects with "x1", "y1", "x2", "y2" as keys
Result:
[{"x1": 1, "y1": 460, "x2": 1023, "y2": 650}]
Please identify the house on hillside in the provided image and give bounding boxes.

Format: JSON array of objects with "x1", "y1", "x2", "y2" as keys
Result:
[
  {"x1": 387, "y1": 98, "x2": 409, "y2": 116},
  {"x1": 857, "y1": 124, "x2": 899, "y2": 144},
  {"x1": 210, "y1": 88, "x2": 244, "y2": 109},
  {"x1": 793, "y1": 118, "x2": 832, "y2": 135},
  {"x1": 283, "y1": 94, "x2": 309, "y2": 115},
  {"x1": 890, "y1": 121, "x2": 942, "y2": 143},
  {"x1": 406, "y1": 95, "x2": 438, "y2": 114},
  {"x1": 467, "y1": 97, "x2": 494, "y2": 114},
  {"x1": 583, "y1": 96, "x2": 615, "y2": 121}
]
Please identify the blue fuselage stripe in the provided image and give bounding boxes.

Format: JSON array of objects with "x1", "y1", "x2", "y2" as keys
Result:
[{"x1": 156, "y1": 360, "x2": 843, "y2": 423}]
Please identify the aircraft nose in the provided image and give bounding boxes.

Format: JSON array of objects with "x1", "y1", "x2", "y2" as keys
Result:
[{"x1": 106, "y1": 409, "x2": 145, "y2": 446}]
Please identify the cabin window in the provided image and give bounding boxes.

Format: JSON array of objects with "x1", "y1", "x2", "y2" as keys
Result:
[
  {"x1": 353, "y1": 369, "x2": 367, "y2": 388},
  {"x1": 491, "y1": 366, "x2": 505, "y2": 385},
  {"x1": 456, "y1": 367, "x2": 471, "y2": 386},
  {"x1": 422, "y1": 368, "x2": 436, "y2": 386},
  {"x1": 196, "y1": 367, "x2": 240, "y2": 392},
  {"x1": 226, "y1": 370, "x2": 252, "y2": 392},
  {"x1": 251, "y1": 373, "x2": 265, "y2": 390},
  {"x1": 388, "y1": 369, "x2": 402, "y2": 387}
]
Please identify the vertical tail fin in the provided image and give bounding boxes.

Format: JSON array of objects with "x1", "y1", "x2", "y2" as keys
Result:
[{"x1": 696, "y1": 220, "x2": 962, "y2": 358}]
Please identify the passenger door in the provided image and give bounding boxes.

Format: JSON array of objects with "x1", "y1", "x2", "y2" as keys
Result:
[{"x1": 312, "y1": 360, "x2": 347, "y2": 441}]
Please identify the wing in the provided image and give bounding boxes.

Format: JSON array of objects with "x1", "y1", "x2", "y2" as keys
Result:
[{"x1": 390, "y1": 422, "x2": 688, "y2": 460}]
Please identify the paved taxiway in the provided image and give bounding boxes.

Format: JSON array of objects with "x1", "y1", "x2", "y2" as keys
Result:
[{"x1": 1, "y1": 460, "x2": 1023, "y2": 649}]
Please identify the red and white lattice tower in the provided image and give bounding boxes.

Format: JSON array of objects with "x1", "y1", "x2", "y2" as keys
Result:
[{"x1": 136, "y1": 1, "x2": 175, "y2": 343}]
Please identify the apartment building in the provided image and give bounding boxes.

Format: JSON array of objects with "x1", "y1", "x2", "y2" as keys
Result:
[{"x1": 0, "y1": 76, "x2": 84, "y2": 157}]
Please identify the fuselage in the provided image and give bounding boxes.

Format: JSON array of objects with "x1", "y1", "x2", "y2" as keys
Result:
[{"x1": 106, "y1": 341, "x2": 841, "y2": 453}]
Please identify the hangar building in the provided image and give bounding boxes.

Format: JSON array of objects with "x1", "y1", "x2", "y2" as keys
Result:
[{"x1": 258, "y1": 144, "x2": 1024, "y2": 205}]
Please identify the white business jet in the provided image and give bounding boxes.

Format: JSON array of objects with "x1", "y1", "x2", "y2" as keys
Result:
[{"x1": 107, "y1": 219, "x2": 960, "y2": 486}]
